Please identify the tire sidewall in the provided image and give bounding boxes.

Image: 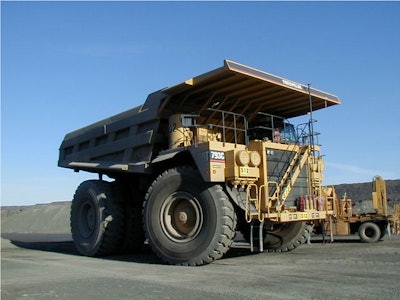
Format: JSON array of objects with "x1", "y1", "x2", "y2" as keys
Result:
[{"x1": 144, "y1": 168, "x2": 221, "y2": 263}]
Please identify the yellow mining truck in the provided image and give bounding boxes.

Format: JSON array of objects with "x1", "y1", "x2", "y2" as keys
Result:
[
  {"x1": 58, "y1": 60, "x2": 340, "y2": 265},
  {"x1": 318, "y1": 176, "x2": 400, "y2": 242}
]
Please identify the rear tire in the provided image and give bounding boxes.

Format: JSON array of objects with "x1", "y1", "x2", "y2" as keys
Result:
[
  {"x1": 70, "y1": 180, "x2": 124, "y2": 256},
  {"x1": 237, "y1": 210, "x2": 311, "y2": 252},
  {"x1": 358, "y1": 222, "x2": 381, "y2": 243},
  {"x1": 263, "y1": 221, "x2": 311, "y2": 252},
  {"x1": 143, "y1": 166, "x2": 236, "y2": 266},
  {"x1": 113, "y1": 181, "x2": 146, "y2": 253},
  {"x1": 123, "y1": 193, "x2": 146, "y2": 253}
]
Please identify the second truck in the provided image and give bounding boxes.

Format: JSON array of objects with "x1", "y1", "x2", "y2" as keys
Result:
[
  {"x1": 58, "y1": 60, "x2": 340, "y2": 265},
  {"x1": 316, "y1": 176, "x2": 400, "y2": 243}
]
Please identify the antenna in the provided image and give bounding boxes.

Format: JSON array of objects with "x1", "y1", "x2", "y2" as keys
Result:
[{"x1": 307, "y1": 84, "x2": 315, "y2": 150}]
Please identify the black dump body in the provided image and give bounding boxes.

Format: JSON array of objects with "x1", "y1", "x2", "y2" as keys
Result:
[{"x1": 58, "y1": 60, "x2": 340, "y2": 175}]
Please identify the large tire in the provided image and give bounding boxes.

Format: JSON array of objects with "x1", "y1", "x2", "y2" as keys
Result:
[
  {"x1": 122, "y1": 193, "x2": 146, "y2": 253},
  {"x1": 358, "y1": 222, "x2": 381, "y2": 243},
  {"x1": 263, "y1": 221, "x2": 311, "y2": 252},
  {"x1": 237, "y1": 209, "x2": 311, "y2": 252},
  {"x1": 143, "y1": 166, "x2": 236, "y2": 266},
  {"x1": 113, "y1": 181, "x2": 145, "y2": 254},
  {"x1": 70, "y1": 180, "x2": 124, "y2": 257}
]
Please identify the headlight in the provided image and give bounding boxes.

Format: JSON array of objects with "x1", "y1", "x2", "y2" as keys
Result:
[
  {"x1": 236, "y1": 150, "x2": 250, "y2": 166},
  {"x1": 249, "y1": 151, "x2": 261, "y2": 167}
]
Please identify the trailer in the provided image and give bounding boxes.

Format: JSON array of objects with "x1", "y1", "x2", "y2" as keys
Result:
[
  {"x1": 317, "y1": 176, "x2": 400, "y2": 242},
  {"x1": 59, "y1": 60, "x2": 340, "y2": 265}
]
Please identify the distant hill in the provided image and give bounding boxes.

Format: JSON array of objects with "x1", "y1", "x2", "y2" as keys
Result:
[{"x1": 333, "y1": 179, "x2": 400, "y2": 211}]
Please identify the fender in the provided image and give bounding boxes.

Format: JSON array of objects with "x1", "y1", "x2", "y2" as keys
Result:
[{"x1": 225, "y1": 183, "x2": 247, "y2": 210}]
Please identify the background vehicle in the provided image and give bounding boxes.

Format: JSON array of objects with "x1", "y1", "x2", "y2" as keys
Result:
[
  {"x1": 316, "y1": 176, "x2": 400, "y2": 242},
  {"x1": 58, "y1": 60, "x2": 340, "y2": 265}
]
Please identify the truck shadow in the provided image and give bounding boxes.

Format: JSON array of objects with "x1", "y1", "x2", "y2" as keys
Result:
[
  {"x1": 311, "y1": 239, "x2": 362, "y2": 244},
  {"x1": 310, "y1": 234, "x2": 378, "y2": 244},
  {"x1": 4, "y1": 233, "x2": 255, "y2": 265},
  {"x1": 7, "y1": 233, "x2": 376, "y2": 265}
]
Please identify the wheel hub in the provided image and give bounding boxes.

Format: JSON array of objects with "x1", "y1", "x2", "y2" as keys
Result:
[
  {"x1": 78, "y1": 201, "x2": 96, "y2": 238},
  {"x1": 178, "y1": 211, "x2": 188, "y2": 223},
  {"x1": 161, "y1": 192, "x2": 203, "y2": 243}
]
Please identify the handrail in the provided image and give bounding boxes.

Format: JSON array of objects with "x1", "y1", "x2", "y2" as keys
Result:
[{"x1": 201, "y1": 108, "x2": 248, "y2": 146}]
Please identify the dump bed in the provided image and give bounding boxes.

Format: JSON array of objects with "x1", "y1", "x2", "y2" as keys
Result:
[{"x1": 58, "y1": 60, "x2": 340, "y2": 175}]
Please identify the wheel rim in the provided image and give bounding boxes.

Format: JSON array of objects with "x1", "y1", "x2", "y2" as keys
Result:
[
  {"x1": 160, "y1": 192, "x2": 203, "y2": 243},
  {"x1": 77, "y1": 200, "x2": 96, "y2": 238},
  {"x1": 365, "y1": 227, "x2": 375, "y2": 238}
]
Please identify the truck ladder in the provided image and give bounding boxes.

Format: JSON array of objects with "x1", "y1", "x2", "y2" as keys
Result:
[
  {"x1": 245, "y1": 183, "x2": 259, "y2": 222},
  {"x1": 261, "y1": 182, "x2": 279, "y2": 216},
  {"x1": 307, "y1": 153, "x2": 324, "y2": 196}
]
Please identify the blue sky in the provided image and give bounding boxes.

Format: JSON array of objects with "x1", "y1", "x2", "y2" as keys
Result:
[{"x1": 2, "y1": 1, "x2": 400, "y2": 206}]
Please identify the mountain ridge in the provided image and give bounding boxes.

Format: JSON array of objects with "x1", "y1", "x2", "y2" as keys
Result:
[{"x1": 333, "y1": 179, "x2": 400, "y2": 208}]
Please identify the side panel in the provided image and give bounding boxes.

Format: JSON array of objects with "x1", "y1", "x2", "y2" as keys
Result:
[
  {"x1": 189, "y1": 141, "x2": 247, "y2": 183},
  {"x1": 58, "y1": 91, "x2": 167, "y2": 174}
]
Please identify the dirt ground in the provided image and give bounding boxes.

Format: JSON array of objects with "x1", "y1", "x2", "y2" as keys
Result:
[{"x1": 1, "y1": 203, "x2": 400, "y2": 299}]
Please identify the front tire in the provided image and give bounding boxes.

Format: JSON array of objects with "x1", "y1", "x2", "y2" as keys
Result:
[
  {"x1": 143, "y1": 166, "x2": 236, "y2": 266},
  {"x1": 70, "y1": 180, "x2": 124, "y2": 256}
]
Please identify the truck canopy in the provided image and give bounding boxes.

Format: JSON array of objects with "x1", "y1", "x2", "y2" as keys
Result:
[{"x1": 156, "y1": 60, "x2": 340, "y2": 120}]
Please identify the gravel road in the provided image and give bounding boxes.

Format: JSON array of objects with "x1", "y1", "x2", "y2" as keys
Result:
[{"x1": 1, "y1": 203, "x2": 399, "y2": 299}]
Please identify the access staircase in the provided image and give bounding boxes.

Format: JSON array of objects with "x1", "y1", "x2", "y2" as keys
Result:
[{"x1": 245, "y1": 144, "x2": 314, "y2": 221}]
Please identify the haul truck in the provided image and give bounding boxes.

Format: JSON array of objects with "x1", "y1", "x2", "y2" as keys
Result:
[
  {"x1": 317, "y1": 176, "x2": 400, "y2": 242},
  {"x1": 58, "y1": 60, "x2": 340, "y2": 265}
]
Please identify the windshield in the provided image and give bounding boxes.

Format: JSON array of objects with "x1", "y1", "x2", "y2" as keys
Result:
[{"x1": 248, "y1": 112, "x2": 298, "y2": 143}]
